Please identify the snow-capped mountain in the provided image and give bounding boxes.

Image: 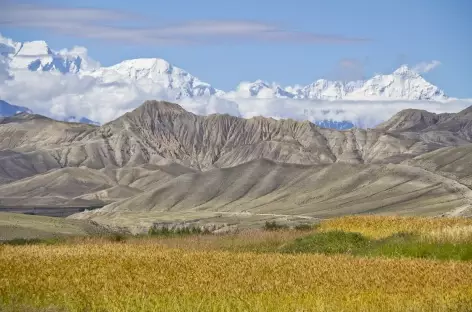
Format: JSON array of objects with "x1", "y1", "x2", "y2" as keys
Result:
[
  {"x1": 88, "y1": 58, "x2": 223, "y2": 99},
  {"x1": 237, "y1": 66, "x2": 447, "y2": 101},
  {"x1": 231, "y1": 80, "x2": 294, "y2": 99},
  {"x1": 0, "y1": 100, "x2": 32, "y2": 117},
  {"x1": 0, "y1": 34, "x2": 447, "y2": 102},
  {"x1": 347, "y1": 66, "x2": 447, "y2": 100},
  {"x1": 299, "y1": 80, "x2": 346, "y2": 100},
  {"x1": 0, "y1": 34, "x2": 457, "y2": 130},
  {"x1": 0, "y1": 36, "x2": 98, "y2": 74}
]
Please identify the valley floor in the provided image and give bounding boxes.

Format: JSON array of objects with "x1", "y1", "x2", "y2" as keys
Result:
[
  {"x1": 0, "y1": 212, "x2": 109, "y2": 241},
  {"x1": 1, "y1": 216, "x2": 472, "y2": 312}
]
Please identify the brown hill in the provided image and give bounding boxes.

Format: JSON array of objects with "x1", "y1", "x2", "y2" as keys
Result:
[{"x1": 1, "y1": 101, "x2": 472, "y2": 233}]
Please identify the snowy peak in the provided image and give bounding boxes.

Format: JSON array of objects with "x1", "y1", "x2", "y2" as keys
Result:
[
  {"x1": 0, "y1": 34, "x2": 450, "y2": 103},
  {"x1": 350, "y1": 65, "x2": 446, "y2": 100},
  {"x1": 228, "y1": 65, "x2": 446, "y2": 101},
  {"x1": 108, "y1": 58, "x2": 174, "y2": 78},
  {"x1": 234, "y1": 80, "x2": 297, "y2": 99},
  {"x1": 300, "y1": 79, "x2": 346, "y2": 100},
  {"x1": 393, "y1": 65, "x2": 420, "y2": 77},
  {"x1": 91, "y1": 57, "x2": 221, "y2": 99},
  {"x1": 238, "y1": 80, "x2": 272, "y2": 97},
  {"x1": 16, "y1": 40, "x2": 52, "y2": 56},
  {"x1": 0, "y1": 34, "x2": 97, "y2": 74}
]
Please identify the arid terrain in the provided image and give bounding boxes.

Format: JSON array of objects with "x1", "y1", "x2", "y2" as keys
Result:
[
  {"x1": 1, "y1": 101, "x2": 472, "y2": 236},
  {"x1": 1, "y1": 4, "x2": 471, "y2": 311}
]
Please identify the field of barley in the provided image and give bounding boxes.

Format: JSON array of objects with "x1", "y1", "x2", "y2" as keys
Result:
[{"x1": 1, "y1": 216, "x2": 472, "y2": 312}]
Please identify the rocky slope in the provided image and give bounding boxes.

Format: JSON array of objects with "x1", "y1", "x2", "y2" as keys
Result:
[
  {"x1": 0, "y1": 162, "x2": 195, "y2": 207},
  {"x1": 403, "y1": 144, "x2": 472, "y2": 188},
  {"x1": 72, "y1": 159, "x2": 472, "y2": 233},
  {"x1": 76, "y1": 101, "x2": 450, "y2": 170},
  {"x1": 1, "y1": 100, "x2": 472, "y2": 232},
  {"x1": 376, "y1": 106, "x2": 472, "y2": 144},
  {"x1": 0, "y1": 113, "x2": 95, "y2": 151},
  {"x1": 0, "y1": 100, "x2": 471, "y2": 184}
]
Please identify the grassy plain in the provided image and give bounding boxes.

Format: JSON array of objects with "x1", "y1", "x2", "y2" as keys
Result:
[
  {"x1": 1, "y1": 216, "x2": 472, "y2": 312},
  {"x1": 318, "y1": 215, "x2": 472, "y2": 240}
]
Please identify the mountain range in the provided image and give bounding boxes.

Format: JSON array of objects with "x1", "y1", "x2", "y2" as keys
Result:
[
  {"x1": 0, "y1": 36, "x2": 97, "y2": 74},
  {"x1": 0, "y1": 34, "x2": 454, "y2": 130},
  {"x1": 1, "y1": 100, "x2": 472, "y2": 234},
  {"x1": 1, "y1": 35, "x2": 447, "y2": 101},
  {"x1": 228, "y1": 65, "x2": 447, "y2": 101},
  {"x1": 2, "y1": 34, "x2": 472, "y2": 235}
]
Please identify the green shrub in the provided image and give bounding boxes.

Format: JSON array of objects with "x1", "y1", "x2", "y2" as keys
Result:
[
  {"x1": 280, "y1": 230, "x2": 472, "y2": 261},
  {"x1": 359, "y1": 234, "x2": 472, "y2": 261},
  {"x1": 263, "y1": 221, "x2": 288, "y2": 231},
  {"x1": 0, "y1": 238, "x2": 44, "y2": 246},
  {"x1": 294, "y1": 223, "x2": 314, "y2": 231},
  {"x1": 0, "y1": 237, "x2": 68, "y2": 246},
  {"x1": 107, "y1": 233, "x2": 127, "y2": 242},
  {"x1": 148, "y1": 225, "x2": 211, "y2": 237},
  {"x1": 280, "y1": 231, "x2": 369, "y2": 254}
]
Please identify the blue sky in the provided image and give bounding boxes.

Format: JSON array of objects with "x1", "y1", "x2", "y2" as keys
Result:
[{"x1": 1, "y1": 0, "x2": 471, "y2": 97}]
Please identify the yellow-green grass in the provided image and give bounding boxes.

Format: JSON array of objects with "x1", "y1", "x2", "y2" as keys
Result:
[
  {"x1": 17, "y1": 228, "x2": 312, "y2": 252},
  {"x1": 2, "y1": 216, "x2": 472, "y2": 311},
  {"x1": 1, "y1": 243, "x2": 472, "y2": 312},
  {"x1": 319, "y1": 216, "x2": 472, "y2": 241},
  {"x1": 138, "y1": 228, "x2": 311, "y2": 252}
]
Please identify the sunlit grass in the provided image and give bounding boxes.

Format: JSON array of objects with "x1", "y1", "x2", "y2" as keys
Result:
[
  {"x1": 318, "y1": 215, "x2": 472, "y2": 241},
  {"x1": 425, "y1": 225, "x2": 472, "y2": 243},
  {"x1": 1, "y1": 243, "x2": 472, "y2": 312},
  {"x1": 2, "y1": 216, "x2": 472, "y2": 311}
]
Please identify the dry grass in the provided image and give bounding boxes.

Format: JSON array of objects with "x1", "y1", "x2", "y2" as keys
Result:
[
  {"x1": 1, "y1": 241, "x2": 472, "y2": 312},
  {"x1": 138, "y1": 229, "x2": 311, "y2": 251},
  {"x1": 425, "y1": 225, "x2": 472, "y2": 243},
  {"x1": 2, "y1": 216, "x2": 472, "y2": 311},
  {"x1": 319, "y1": 215, "x2": 472, "y2": 241},
  {"x1": 51, "y1": 228, "x2": 312, "y2": 252}
]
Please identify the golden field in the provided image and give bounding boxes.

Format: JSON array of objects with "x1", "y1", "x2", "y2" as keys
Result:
[
  {"x1": 1, "y1": 216, "x2": 472, "y2": 312},
  {"x1": 319, "y1": 215, "x2": 472, "y2": 241}
]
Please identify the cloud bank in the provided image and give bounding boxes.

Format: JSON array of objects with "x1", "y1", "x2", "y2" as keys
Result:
[
  {"x1": 0, "y1": 56, "x2": 10, "y2": 82},
  {"x1": 0, "y1": 68, "x2": 470, "y2": 127},
  {"x1": 413, "y1": 60, "x2": 441, "y2": 73},
  {"x1": 0, "y1": 1, "x2": 370, "y2": 45}
]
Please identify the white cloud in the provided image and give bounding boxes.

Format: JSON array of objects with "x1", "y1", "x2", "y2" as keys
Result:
[
  {"x1": 0, "y1": 1, "x2": 370, "y2": 45},
  {"x1": 186, "y1": 97, "x2": 472, "y2": 128},
  {"x1": 413, "y1": 60, "x2": 441, "y2": 73},
  {"x1": 0, "y1": 69, "x2": 174, "y2": 122},
  {"x1": 57, "y1": 46, "x2": 101, "y2": 69},
  {"x1": 1, "y1": 65, "x2": 471, "y2": 127},
  {"x1": 0, "y1": 56, "x2": 10, "y2": 82},
  {"x1": 0, "y1": 32, "x2": 466, "y2": 127}
]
